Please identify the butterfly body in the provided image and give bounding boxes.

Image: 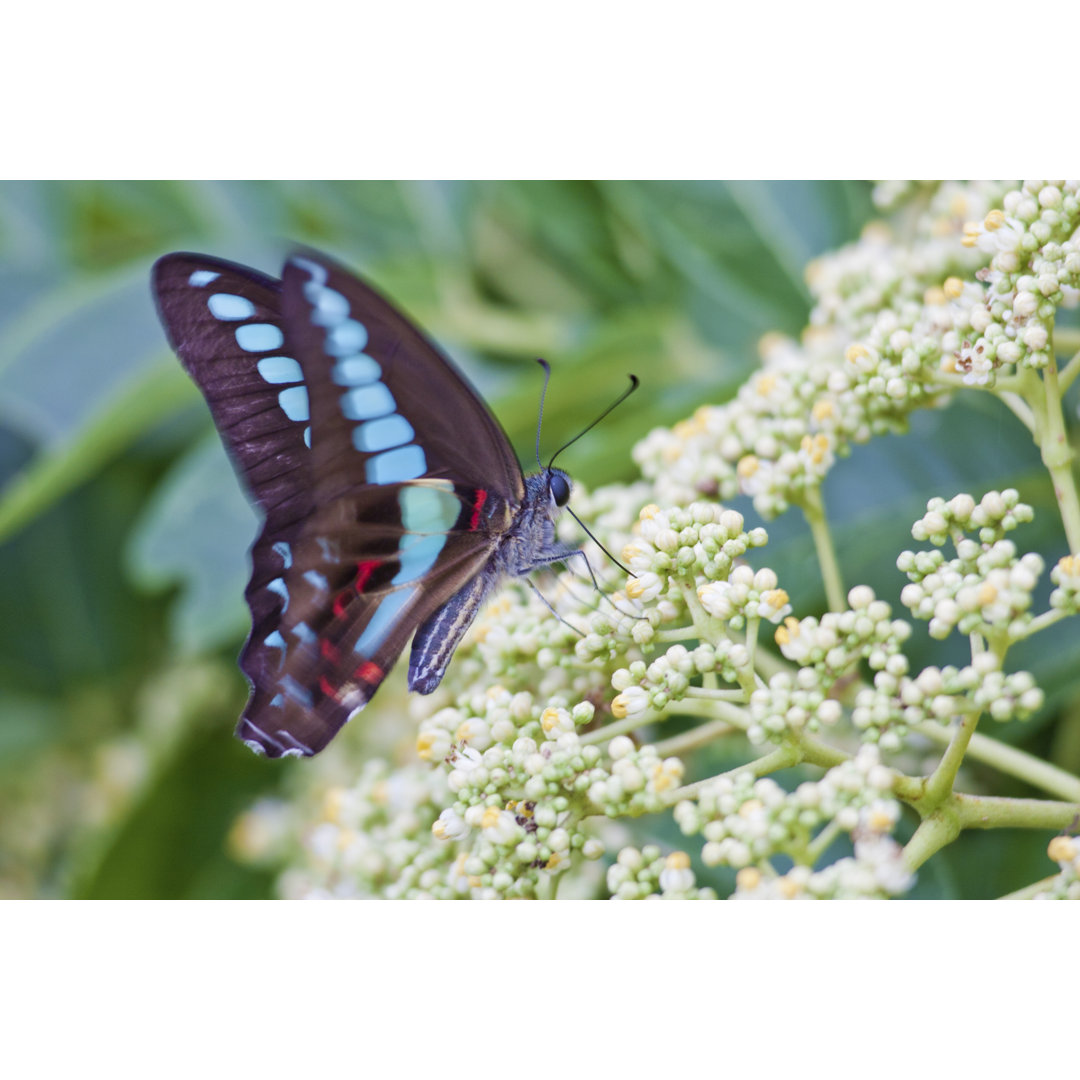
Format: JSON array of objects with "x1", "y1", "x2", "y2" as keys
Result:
[{"x1": 152, "y1": 249, "x2": 578, "y2": 758}]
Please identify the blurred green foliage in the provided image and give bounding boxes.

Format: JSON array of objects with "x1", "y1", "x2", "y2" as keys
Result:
[{"x1": 11, "y1": 179, "x2": 1067, "y2": 900}]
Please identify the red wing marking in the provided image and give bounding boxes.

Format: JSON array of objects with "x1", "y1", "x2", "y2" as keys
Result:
[
  {"x1": 318, "y1": 674, "x2": 337, "y2": 700},
  {"x1": 355, "y1": 661, "x2": 384, "y2": 684},
  {"x1": 355, "y1": 559, "x2": 379, "y2": 592},
  {"x1": 320, "y1": 638, "x2": 340, "y2": 662},
  {"x1": 469, "y1": 489, "x2": 489, "y2": 532},
  {"x1": 332, "y1": 592, "x2": 350, "y2": 619}
]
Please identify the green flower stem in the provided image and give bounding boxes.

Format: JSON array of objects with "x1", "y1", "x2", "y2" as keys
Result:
[
  {"x1": 922, "y1": 713, "x2": 980, "y2": 809},
  {"x1": 998, "y1": 875, "x2": 1059, "y2": 900},
  {"x1": 800, "y1": 485, "x2": 846, "y2": 612},
  {"x1": 683, "y1": 686, "x2": 752, "y2": 703},
  {"x1": 535, "y1": 875, "x2": 556, "y2": 900},
  {"x1": 805, "y1": 818, "x2": 845, "y2": 865},
  {"x1": 905, "y1": 792, "x2": 1080, "y2": 873},
  {"x1": 787, "y1": 729, "x2": 849, "y2": 771},
  {"x1": 654, "y1": 627, "x2": 704, "y2": 643},
  {"x1": 952, "y1": 793, "x2": 1080, "y2": 831},
  {"x1": 1010, "y1": 606, "x2": 1068, "y2": 641},
  {"x1": 678, "y1": 582, "x2": 718, "y2": 640},
  {"x1": 579, "y1": 711, "x2": 664, "y2": 746},
  {"x1": 996, "y1": 390, "x2": 1037, "y2": 434},
  {"x1": 677, "y1": 697, "x2": 752, "y2": 726},
  {"x1": 744, "y1": 616, "x2": 761, "y2": 669},
  {"x1": 651, "y1": 718, "x2": 737, "y2": 757},
  {"x1": 1036, "y1": 347, "x2": 1080, "y2": 552},
  {"x1": 904, "y1": 810, "x2": 962, "y2": 871},
  {"x1": 663, "y1": 743, "x2": 801, "y2": 804},
  {"x1": 913, "y1": 721, "x2": 1080, "y2": 802},
  {"x1": 1059, "y1": 347, "x2": 1080, "y2": 394}
]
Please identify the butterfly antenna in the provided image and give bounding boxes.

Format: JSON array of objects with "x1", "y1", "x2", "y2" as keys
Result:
[
  {"x1": 566, "y1": 508, "x2": 635, "y2": 578},
  {"x1": 547, "y1": 374, "x2": 639, "y2": 471},
  {"x1": 534, "y1": 358, "x2": 552, "y2": 469}
]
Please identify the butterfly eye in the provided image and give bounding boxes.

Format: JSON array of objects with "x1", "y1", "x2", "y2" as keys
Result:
[{"x1": 549, "y1": 472, "x2": 571, "y2": 507}]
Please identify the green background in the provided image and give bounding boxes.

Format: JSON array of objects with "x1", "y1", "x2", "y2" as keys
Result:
[{"x1": 1, "y1": 180, "x2": 1072, "y2": 899}]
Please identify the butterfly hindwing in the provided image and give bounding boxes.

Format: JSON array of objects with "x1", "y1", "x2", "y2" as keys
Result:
[{"x1": 236, "y1": 499, "x2": 499, "y2": 756}]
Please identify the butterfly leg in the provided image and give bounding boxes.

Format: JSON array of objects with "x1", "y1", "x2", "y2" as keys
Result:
[{"x1": 523, "y1": 576, "x2": 586, "y2": 638}]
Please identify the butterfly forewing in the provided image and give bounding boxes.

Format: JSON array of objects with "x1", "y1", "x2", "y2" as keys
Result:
[
  {"x1": 280, "y1": 252, "x2": 526, "y2": 504},
  {"x1": 152, "y1": 254, "x2": 313, "y2": 526}
]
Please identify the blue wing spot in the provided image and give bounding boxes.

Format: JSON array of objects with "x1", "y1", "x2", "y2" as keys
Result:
[
  {"x1": 291, "y1": 256, "x2": 328, "y2": 284},
  {"x1": 264, "y1": 630, "x2": 287, "y2": 669},
  {"x1": 280, "y1": 674, "x2": 313, "y2": 707},
  {"x1": 399, "y1": 485, "x2": 461, "y2": 534},
  {"x1": 236, "y1": 323, "x2": 285, "y2": 352},
  {"x1": 333, "y1": 354, "x2": 381, "y2": 387},
  {"x1": 188, "y1": 270, "x2": 220, "y2": 287},
  {"x1": 267, "y1": 577, "x2": 290, "y2": 611},
  {"x1": 278, "y1": 386, "x2": 310, "y2": 422},
  {"x1": 341, "y1": 383, "x2": 395, "y2": 421},
  {"x1": 293, "y1": 621, "x2": 318, "y2": 645},
  {"x1": 303, "y1": 426, "x2": 312, "y2": 448},
  {"x1": 325, "y1": 318, "x2": 369, "y2": 357},
  {"x1": 366, "y1": 444, "x2": 427, "y2": 485},
  {"x1": 393, "y1": 533, "x2": 447, "y2": 585},
  {"x1": 269, "y1": 693, "x2": 285, "y2": 710},
  {"x1": 353, "y1": 413, "x2": 415, "y2": 453},
  {"x1": 208, "y1": 293, "x2": 257, "y2": 320},
  {"x1": 257, "y1": 356, "x2": 303, "y2": 384},
  {"x1": 304, "y1": 569, "x2": 329, "y2": 591},
  {"x1": 354, "y1": 587, "x2": 415, "y2": 655},
  {"x1": 272, "y1": 541, "x2": 293, "y2": 568},
  {"x1": 309, "y1": 287, "x2": 351, "y2": 327}
]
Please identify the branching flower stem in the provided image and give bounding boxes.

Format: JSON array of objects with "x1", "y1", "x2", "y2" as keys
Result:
[
  {"x1": 800, "y1": 484, "x2": 846, "y2": 612},
  {"x1": 1029, "y1": 339, "x2": 1080, "y2": 552}
]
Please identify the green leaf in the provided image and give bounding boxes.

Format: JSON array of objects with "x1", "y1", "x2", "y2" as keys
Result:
[{"x1": 127, "y1": 434, "x2": 256, "y2": 653}]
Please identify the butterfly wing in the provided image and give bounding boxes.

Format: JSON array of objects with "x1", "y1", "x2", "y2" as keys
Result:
[
  {"x1": 153, "y1": 253, "x2": 323, "y2": 753},
  {"x1": 153, "y1": 250, "x2": 525, "y2": 757}
]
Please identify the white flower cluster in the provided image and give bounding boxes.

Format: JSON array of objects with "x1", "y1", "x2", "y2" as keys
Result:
[
  {"x1": 1032, "y1": 836, "x2": 1080, "y2": 900},
  {"x1": 605, "y1": 845, "x2": 717, "y2": 900},
  {"x1": 730, "y1": 834, "x2": 913, "y2": 900},
  {"x1": 1049, "y1": 554, "x2": 1080, "y2": 616},
  {"x1": 585, "y1": 733, "x2": 685, "y2": 816},
  {"x1": 772, "y1": 586, "x2": 911, "y2": 680},
  {"x1": 635, "y1": 182, "x2": 1080, "y2": 517},
  {"x1": 698, "y1": 564, "x2": 792, "y2": 627},
  {"x1": 899, "y1": 534, "x2": 1044, "y2": 644},
  {"x1": 960, "y1": 182, "x2": 1080, "y2": 376},
  {"x1": 672, "y1": 746, "x2": 912, "y2": 898},
  {"x1": 413, "y1": 688, "x2": 686, "y2": 894},
  {"x1": 850, "y1": 651, "x2": 1044, "y2": 751},
  {"x1": 632, "y1": 351, "x2": 854, "y2": 516},
  {"x1": 268, "y1": 760, "x2": 453, "y2": 899},
  {"x1": 746, "y1": 671, "x2": 844, "y2": 745},
  {"x1": 621, "y1": 502, "x2": 768, "y2": 596},
  {"x1": 910, "y1": 490, "x2": 1033, "y2": 547},
  {"x1": 610, "y1": 642, "x2": 748, "y2": 720}
]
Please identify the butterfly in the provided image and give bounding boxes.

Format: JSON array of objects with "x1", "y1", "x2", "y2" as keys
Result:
[{"x1": 152, "y1": 249, "x2": 586, "y2": 758}]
